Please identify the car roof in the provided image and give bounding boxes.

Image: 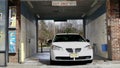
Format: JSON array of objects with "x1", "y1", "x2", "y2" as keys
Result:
[{"x1": 56, "y1": 33, "x2": 79, "y2": 35}]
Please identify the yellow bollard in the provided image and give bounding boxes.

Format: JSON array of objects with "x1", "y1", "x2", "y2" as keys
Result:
[{"x1": 21, "y1": 42, "x2": 25, "y2": 63}]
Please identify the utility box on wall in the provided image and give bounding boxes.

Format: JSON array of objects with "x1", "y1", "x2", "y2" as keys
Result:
[{"x1": 102, "y1": 44, "x2": 107, "y2": 52}]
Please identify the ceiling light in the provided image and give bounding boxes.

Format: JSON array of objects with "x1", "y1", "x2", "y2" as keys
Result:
[
  {"x1": 91, "y1": 0, "x2": 98, "y2": 7},
  {"x1": 37, "y1": 14, "x2": 40, "y2": 18},
  {"x1": 81, "y1": 13, "x2": 86, "y2": 17},
  {"x1": 27, "y1": 1, "x2": 34, "y2": 8}
]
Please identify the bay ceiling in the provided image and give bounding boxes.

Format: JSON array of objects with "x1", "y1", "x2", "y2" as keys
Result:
[{"x1": 21, "y1": 0, "x2": 105, "y2": 20}]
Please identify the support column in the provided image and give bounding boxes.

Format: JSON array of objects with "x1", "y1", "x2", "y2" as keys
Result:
[
  {"x1": 16, "y1": 0, "x2": 21, "y2": 63},
  {"x1": 83, "y1": 19, "x2": 86, "y2": 38},
  {"x1": 107, "y1": 0, "x2": 120, "y2": 60}
]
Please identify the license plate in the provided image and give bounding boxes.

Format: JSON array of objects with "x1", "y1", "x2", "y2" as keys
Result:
[{"x1": 70, "y1": 53, "x2": 79, "y2": 58}]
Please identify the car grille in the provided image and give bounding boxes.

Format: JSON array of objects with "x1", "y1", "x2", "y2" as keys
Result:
[
  {"x1": 66, "y1": 48, "x2": 81, "y2": 53},
  {"x1": 75, "y1": 48, "x2": 81, "y2": 53},
  {"x1": 66, "y1": 48, "x2": 73, "y2": 53},
  {"x1": 75, "y1": 56, "x2": 91, "y2": 59},
  {"x1": 55, "y1": 56, "x2": 91, "y2": 60},
  {"x1": 56, "y1": 57, "x2": 73, "y2": 60}
]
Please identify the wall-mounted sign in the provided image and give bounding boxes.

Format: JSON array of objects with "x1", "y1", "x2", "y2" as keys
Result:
[
  {"x1": 9, "y1": 31, "x2": 16, "y2": 53},
  {"x1": 9, "y1": 6, "x2": 16, "y2": 28},
  {"x1": 52, "y1": 1, "x2": 77, "y2": 6}
]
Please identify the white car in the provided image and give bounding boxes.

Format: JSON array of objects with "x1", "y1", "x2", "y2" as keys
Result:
[{"x1": 49, "y1": 33, "x2": 93, "y2": 64}]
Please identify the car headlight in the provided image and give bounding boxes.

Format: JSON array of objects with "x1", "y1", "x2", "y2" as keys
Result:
[
  {"x1": 85, "y1": 45, "x2": 92, "y2": 49},
  {"x1": 51, "y1": 45, "x2": 63, "y2": 50}
]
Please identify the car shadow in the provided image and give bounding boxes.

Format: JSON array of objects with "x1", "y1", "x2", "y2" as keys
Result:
[
  {"x1": 39, "y1": 58, "x2": 91, "y2": 66},
  {"x1": 50, "y1": 61, "x2": 90, "y2": 66}
]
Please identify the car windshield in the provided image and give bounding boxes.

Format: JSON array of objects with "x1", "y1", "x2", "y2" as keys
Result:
[{"x1": 53, "y1": 35, "x2": 85, "y2": 42}]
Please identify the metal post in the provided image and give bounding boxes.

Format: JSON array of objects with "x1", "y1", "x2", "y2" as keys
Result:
[{"x1": 41, "y1": 43, "x2": 43, "y2": 53}]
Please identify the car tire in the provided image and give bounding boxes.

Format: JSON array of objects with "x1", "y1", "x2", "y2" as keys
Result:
[
  {"x1": 50, "y1": 56, "x2": 55, "y2": 65},
  {"x1": 50, "y1": 59, "x2": 55, "y2": 65}
]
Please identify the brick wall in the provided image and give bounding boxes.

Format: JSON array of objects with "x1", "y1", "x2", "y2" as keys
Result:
[
  {"x1": 9, "y1": 0, "x2": 21, "y2": 63},
  {"x1": 110, "y1": 19, "x2": 120, "y2": 60},
  {"x1": 107, "y1": 0, "x2": 120, "y2": 60}
]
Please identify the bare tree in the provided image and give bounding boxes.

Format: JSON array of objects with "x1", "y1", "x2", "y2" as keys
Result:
[
  {"x1": 55, "y1": 20, "x2": 83, "y2": 36},
  {"x1": 38, "y1": 20, "x2": 55, "y2": 47}
]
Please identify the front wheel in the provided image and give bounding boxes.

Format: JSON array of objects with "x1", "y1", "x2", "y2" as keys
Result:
[
  {"x1": 50, "y1": 59, "x2": 56, "y2": 65},
  {"x1": 50, "y1": 56, "x2": 55, "y2": 65}
]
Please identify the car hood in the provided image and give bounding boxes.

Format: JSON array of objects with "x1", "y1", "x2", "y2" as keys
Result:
[{"x1": 52, "y1": 42, "x2": 90, "y2": 48}]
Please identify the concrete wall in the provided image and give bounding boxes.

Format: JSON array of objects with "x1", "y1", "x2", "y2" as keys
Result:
[
  {"x1": 86, "y1": 13, "x2": 108, "y2": 58},
  {"x1": 85, "y1": 3, "x2": 108, "y2": 58},
  {"x1": 21, "y1": 2, "x2": 37, "y2": 62},
  {"x1": 21, "y1": 15, "x2": 36, "y2": 58}
]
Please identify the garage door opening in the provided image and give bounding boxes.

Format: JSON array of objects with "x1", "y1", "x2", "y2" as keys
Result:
[
  {"x1": 35, "y1": 18, "x2": 108, "y2": 65},
  {"x1": 19, "y1": 0, "x2": 109, "y2": 65}
]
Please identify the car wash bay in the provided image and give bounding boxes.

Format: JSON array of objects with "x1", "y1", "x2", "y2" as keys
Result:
[{"x1": 0, "y1": 0, "x2": 120, "y2": 66}]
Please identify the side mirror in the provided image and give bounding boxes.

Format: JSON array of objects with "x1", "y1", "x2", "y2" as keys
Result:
[
  {"x1": 86, "y1": 39, "x2": 90, "y2": 42},
  {"x1": 47, "y1": 40, "x2": 52, "y2": 44}
]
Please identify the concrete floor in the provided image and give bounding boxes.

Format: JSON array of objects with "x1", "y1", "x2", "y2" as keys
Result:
[
  {"x1": 3, "y1": 47, "x2": 120, "y2": 68},
  {"x1": 25, "y1": 52, "x2": 104, "y2": 65},
  {"x1": 5, "y1": 52, "x2": 120, "y2": 68}
]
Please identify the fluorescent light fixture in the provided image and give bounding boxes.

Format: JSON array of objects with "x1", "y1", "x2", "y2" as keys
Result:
[
  {"x1": 27, "y1": 1, "x2": 34, "y2": 8},
  {"x1": 37, "y1": 14, "x2": 40, "y2": 18},
  {"x1": 91, "y1": 0, "x2": 98, "y2": 7},
  {"x1": 52, "y1": 1, "x2": 77, "y2": 6},
  {"x1": 81, "y1": 13, "x2": 86, "y2": 17}
]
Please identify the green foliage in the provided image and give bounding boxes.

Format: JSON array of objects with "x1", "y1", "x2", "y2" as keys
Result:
[{"x1": 64, "y1": 27, "x2": 77, "y2": 33}]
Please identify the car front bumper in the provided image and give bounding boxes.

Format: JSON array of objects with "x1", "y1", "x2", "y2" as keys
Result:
[{"x1": 50, "y1": 48, "x2": 93, "y2": 61}]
